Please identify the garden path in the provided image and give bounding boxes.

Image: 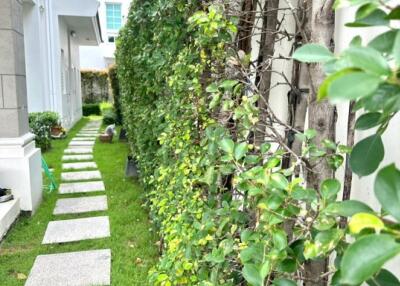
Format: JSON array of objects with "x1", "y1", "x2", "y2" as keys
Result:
[{"x1": 25, "y1": 120, "x2": 112, "y2": 286}]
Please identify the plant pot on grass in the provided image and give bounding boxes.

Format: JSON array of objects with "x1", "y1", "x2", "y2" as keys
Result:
[
  {"x1": 125, "y1": 156, "x2": 138, "y2": 178},
  {"x1": 51, "y1": 126, "x2": 63, "y2": 136},
  {"x1": 99, "y1": 134, "x2": 113, "y2": 143}
]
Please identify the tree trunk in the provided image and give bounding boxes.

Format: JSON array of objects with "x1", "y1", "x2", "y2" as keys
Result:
[{"x1": 304, "y1": 1, "x2": 336, "y2": 285}]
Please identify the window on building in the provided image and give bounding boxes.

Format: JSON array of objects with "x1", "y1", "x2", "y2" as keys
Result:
[
  {"x1": 106, "y1": 3, "x2": 122, "y2": 30},
  {"x1": 108, "y1": 36, "x2": 116, "y2": 43}
]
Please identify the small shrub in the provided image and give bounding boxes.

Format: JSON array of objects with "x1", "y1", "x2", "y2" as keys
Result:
[
  {"x1": 100, "y1": 101, "x2": 113, "y2": 114},
  {"x1": 102, "y1": 109, "x2": 117, "y2": 125},
  {"x1": 29, "y1": 112, "x2": 60, "y2": 151},
  {"x1": 83, "y1": 104, "x2": 101, "y2": 116}
]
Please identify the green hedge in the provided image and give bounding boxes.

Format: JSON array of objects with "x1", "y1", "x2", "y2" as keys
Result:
[
  {"x1": 108, "y1": 65, "x2": 123, "y2": 125},
  {"x1": 82, "y1": 103, "x2": 101, "y2": 116},
  {"x1": 81, "y1": 70, "x2": 109, "y2": 103},
  {"x1": 29, "y1": 112, "x2": 60, "y2": 151}
]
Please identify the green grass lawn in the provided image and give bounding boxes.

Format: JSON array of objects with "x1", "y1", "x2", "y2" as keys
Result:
[{"x1": 0, "y1": 117, "x2": 159, "y2": 285}]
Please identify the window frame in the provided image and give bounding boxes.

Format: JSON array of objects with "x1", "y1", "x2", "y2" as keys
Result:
[{"x1": 105, "y1": 3, "x2": 122, "y2": 31}]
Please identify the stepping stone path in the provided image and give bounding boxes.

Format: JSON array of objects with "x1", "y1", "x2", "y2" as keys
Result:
[{"x1": 26, "y1": 120, "x2": 112, "y2": 286}]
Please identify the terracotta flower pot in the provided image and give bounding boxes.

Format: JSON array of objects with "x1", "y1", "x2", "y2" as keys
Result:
[{"x1": 51, "y1": 126, "x2": 63, "y2": 136}]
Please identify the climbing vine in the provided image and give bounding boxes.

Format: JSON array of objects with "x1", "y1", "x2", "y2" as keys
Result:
[{"x1": 117, "y1": 0, "x2": 400, "y2": 285}]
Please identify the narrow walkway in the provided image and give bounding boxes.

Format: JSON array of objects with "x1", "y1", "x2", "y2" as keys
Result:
[{"x1": 25, "y1": 120, "x2": 111, "y2": 286}]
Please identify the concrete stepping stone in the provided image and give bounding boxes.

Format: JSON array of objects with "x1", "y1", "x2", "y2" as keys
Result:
[
  {"x1": 25, "y1": 249, "x2": 111, "y2": 286},
  {"x1": 69, "y1": 141, "x2": 95, "y2": 147},
  {"x1": 62, "y1": 154, "x2": 93, "y2": 161},
  {"x1": 64, "y1": 148, "x2": 92, "y2": 154},
  {"x1": 61, "y1": 171, "x2": 101, "y2": 182},
  {"x1": 76, "y1": 134, "x2": 98, "y2": 137},
  {"x1": 53, "y1": 196, "x2": 108, "y2": 215},
  {"x1": 59, "y1": 181, "x2": 105, "y2": 194},
  {"x1": 68, "y1": 145, "x2": 93, "y2": 150},
  {"x1": 62, "y1": 162, "x2": 97, "y2": 170},
  {"x1": 81, "y1": 128, "x2": 99, "y2": 131},
  {"x1": 71, "y1": 137, "x2": 96, "y2": 141},
  {"x1": 42, "y1": 216, "x2": 110, "y2": 244}
]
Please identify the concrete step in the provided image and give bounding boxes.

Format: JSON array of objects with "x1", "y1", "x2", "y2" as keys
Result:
[
  {"x1": 0, "y1": 198, "x2": 20, "y2": 240},
  {"x1": 59, "y1": 181, "x2": 105, "y2": 194},
  {"x1": 25, "y1": 249, "x2": 111, "y2": 286},
  {"x1": 53, "y1": 196, "x2": 108, "y2": 215},
  {"x1": 42, "y1": 216, "x2": 110, "y2": 244}
]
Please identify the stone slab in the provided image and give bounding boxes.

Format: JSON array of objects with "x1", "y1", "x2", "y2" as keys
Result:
[
  {"x1": 61, "y1": 171, "x2": 101, "y2": 182},
  {"x1": 78, "y1": 131, "x2": 100, "y2": 136},
  {"x1": 64, "y1": 149, "x2": 93, "y2": 154},
  {"x1": 53, "y1": 196, "x2": 108, "y2": 215},
  {"x1": 69, "y1": 141, "x2": 95, "y2": 147},
  {"x1": 71, "y1": 137, "x2": 96, "y2": 141},
  {"x1": 68, "y1": 146, "x2": 93, "y2": 150},
  {"x1": 62, "y1": 155, "x2": 94, "y2": 162},
  {"x1": 62, "y1": 162, "x2": 97, "y2": 170},
  {"x1": 59, "y1": 181, "x2": 105, "y2": 194},
  {"x1": 75, "y1": 134, "x2": 98, "y2": 138},
  {"x1": 25, "y1": 249, "x2": 111, "y2": 286},
  {"x1": 42, "y1": 216, "x2": 110, "y2": 244}
]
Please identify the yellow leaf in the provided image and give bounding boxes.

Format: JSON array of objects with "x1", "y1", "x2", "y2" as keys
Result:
[{"x1": 349, "y1": 213, "x2": 384, "y2": 234}]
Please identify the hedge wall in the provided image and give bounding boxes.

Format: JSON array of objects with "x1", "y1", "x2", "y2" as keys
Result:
[
  {"x1": 81, "y1": 69, "x2": 110, "y2": 103},
  {"x1": 108, "y1": 65, "x2": 122, "y2": 125},
  {"x1": 116, "y1": 1, "x2": 390, "y2": 285}
]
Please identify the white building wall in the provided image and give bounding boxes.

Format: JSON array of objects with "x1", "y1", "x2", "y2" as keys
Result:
[
  {"x1": 80, "y1": 0, "x2": 132, "y2": 69},
  {"x1": 23, "y1": 0, "x2": 99, "y2": 129}
]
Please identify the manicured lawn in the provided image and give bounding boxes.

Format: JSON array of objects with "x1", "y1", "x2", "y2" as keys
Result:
[{"x1": 0, "y1": 117, "x2": 158, "y2": 285}]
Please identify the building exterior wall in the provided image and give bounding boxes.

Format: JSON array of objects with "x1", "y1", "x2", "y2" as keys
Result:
[
  {"x1": 80, "y1": 0, "x2": 132, "y2": 69},
  {"x1": 22, "y1": 0, "x2": 99, "y2": 129}
]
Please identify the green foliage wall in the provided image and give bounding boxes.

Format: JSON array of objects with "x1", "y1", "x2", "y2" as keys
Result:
[
  {"x1": 117, "y1": 0, "x2": 400, "y2": 285},
  {"x1": 108, "y1": 65, "x2": 123, "y2": 125},
  {"x1": 81, "y1": 70, "x2": 110, "y2": 103}
]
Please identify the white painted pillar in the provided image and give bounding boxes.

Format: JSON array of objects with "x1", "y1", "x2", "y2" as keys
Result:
[{"x1": 0, "y1": 0, "x2": 43, "y2": 213}]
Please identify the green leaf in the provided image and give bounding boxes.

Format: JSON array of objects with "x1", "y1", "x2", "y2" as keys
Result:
[
  {"x1": 325, "y1": 200, "x2": 374, "y2": 217},
  {"x1": 219, "y1": 138, "x2": 234, "y2": 154},
  {"x1": 386, "y1": 6, "x2": 400, "y2": 20},
  {"x1": 344, "y1": 46, "x2": 390, "y2": 76},
  {"x1": 346, "y1": 9, "x2": 389, "y2": 27},
  {"x1": 270, "y1": 173, "x2": 289, "y2": 190},
  {"x1": 234, "y1": 142, "x2": 248, "y2": 160},
  {"x1": 206, "y1": 83, "x2": 219, "y2": 93},
  {"x1": 321, "y1": 179, "x2": 341, "y2": 201},
  {"x1": 350, "y1": 134, "x2": 384, "y2": 176},
  {"x1": 348, "y1": 213, "x2": 384, "y2": 234},
  {"x1": 260, "y1": 143, "x2": 271, "y2": 154},
  {"x1": 374, "y1": 164, "x2": 400, "y2": 222},
  {"x1": 242, "y1": 264, "x2": 264, "y2": 286},
  {"x1": 219, "y1": 80, "x2": 238, "y2": 91},
  {"x1": 272, "y1": 229, "x2": 287, "y2": 251},
  {"x1": 273, "y1": 278, "x2": 297, "y2": 286},
  {"x1": 292, "y1": 44, "x2": 335, "y2": 63},
  {"x1": 292, "y1": 187, "x2": 317, "y2": 202},
  {"x1": 328, "y1": 72, "x2": 381, "y2": 101},
  {"x1": 367, "y1": 269, "x2": 400, "y2": 286},
  {"x1": 340, "y1": 234, "x2": 400, "y2": 285},
  {"x1": 355, "y1": 112, "x2": 382, "y2": 130},
  {"x1": 318, "y1": 69, "x2": 355, "y2": 100},
  {"x1": 368, "y1": 30, "x2": 397, "y2": 54}
]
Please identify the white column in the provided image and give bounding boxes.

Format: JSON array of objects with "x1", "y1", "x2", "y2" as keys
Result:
[{"x1": 0, "y1": 0, "x2": 43, "y2": 213}]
